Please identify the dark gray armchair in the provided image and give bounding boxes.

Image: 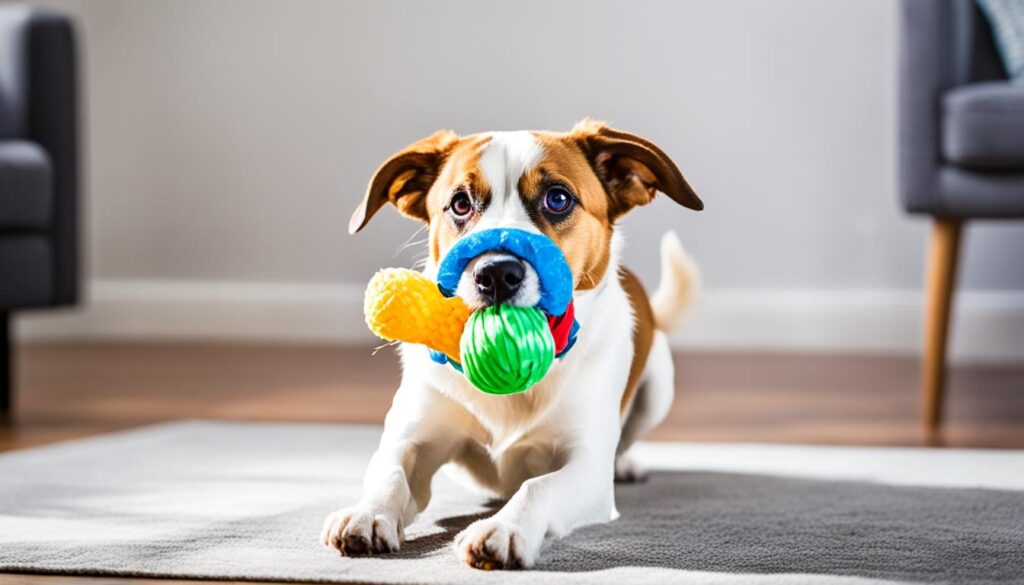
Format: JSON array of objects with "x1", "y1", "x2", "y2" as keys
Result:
[
  {"x1": 0, "y1": 6, "x2": 79, "y2": 412},
  {"x1": 900, "y1": 0, "x2": 1023, "y2": 432}
]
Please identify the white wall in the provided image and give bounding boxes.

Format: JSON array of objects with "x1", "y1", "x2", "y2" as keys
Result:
[{"x1": 21, "y1": 0, "x2": 1024, "y2": 362}]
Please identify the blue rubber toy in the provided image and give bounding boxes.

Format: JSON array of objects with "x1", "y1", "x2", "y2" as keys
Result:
[{"x1": 436, "y1": 228, "x2": 574, "y2": 317}]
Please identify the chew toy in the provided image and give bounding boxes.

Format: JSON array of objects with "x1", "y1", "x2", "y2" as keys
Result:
[
  {"x1": 461, "y1": 305, "x2": 554, "y2": 395},
  {"x1": 363, "y1": 267, "x2": 470, "y2": 360},
  {"x1": 363, "y1": 228, "x2": 579, "y2": 395}
]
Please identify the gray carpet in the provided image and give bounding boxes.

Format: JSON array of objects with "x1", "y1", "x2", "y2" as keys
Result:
[{"x1": 1, "y1": 421, "x2": 1023, "y2": 584}]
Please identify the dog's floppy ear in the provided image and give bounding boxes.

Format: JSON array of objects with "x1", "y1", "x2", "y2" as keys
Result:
[
  {"x1": 349, "y1": 130, "x2": 460, "y2": 234},
  {"x1": 572, "y1": 119, "x2": 702, "y2": 220}
]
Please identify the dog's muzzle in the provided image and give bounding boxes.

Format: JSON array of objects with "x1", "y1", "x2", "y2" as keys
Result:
[{"x1": 473, "y1": 255, "x2": 526, "y2": 306}]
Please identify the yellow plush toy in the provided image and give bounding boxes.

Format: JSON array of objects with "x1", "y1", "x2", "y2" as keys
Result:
[{"x1": 363, "y1": 268, "x2": 470, "y2": 361}]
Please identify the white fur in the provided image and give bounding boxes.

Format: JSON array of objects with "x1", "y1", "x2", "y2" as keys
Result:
[
  {"x1": 472, "y1": 132, "x2": 543, "y2": 234},
  {"x1": 452, "y1": 132, "x2": 544, "y2": 310},
  {"x1": 323, "y1": 132, "x2": 683, "y2": 570}
]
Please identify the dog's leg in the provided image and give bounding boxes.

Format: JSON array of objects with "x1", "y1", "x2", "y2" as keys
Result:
[
  {"x1": 322, "y1": 379, "x2": 469, "y2": 556},
  {"x1": 616, "y1": 331, "x2": 674, "y2": 482},
  {"x1": 454, "y1": 414, "x2": 619, "y2": 569}
]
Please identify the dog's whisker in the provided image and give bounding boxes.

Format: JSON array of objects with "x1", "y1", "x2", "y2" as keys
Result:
[
  {"x1": 370, "y1": 340, "x2": 400, "y2": 356},
  {"x1": 578, "y1": 266, "x2": 598, "y2": 286},
  {"x1": 393, "y1": 225, "x2": 428, "y2": 258},
  {"x1": 410, "y1": 255, "x2": 429, "y2": 271},
  {"x1": 396, "y1": 238, "x2": 428, "y2": 257}
]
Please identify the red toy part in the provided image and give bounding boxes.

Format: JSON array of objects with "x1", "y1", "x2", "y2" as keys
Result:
[{"x1": 547, "y1": 301, "x2": 575, "y2": 355}]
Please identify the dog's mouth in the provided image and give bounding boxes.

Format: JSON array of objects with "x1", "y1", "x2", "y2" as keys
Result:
[{"x1": 453, "y1": 251, "x2": 542, "y2": 310}]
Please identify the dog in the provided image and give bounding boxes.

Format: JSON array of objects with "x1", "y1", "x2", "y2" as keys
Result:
[{"x1": 322, "y1": 119, "x2": 702, "y2": 570}]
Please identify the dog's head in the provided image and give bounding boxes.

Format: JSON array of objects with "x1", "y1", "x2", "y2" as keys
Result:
[{"x1": 350, "y1": 119, "x2": 702, "y2": 310}]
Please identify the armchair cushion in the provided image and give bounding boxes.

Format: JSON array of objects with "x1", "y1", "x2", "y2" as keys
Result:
[
  {"x1": 937, "y1": 167, "x2": 1024, "y2": 216},
  {"x1": 976, "y1": 0, "x2": 1024, "y2": 82},
  {"x1": 0, "y1": 140, "x2": 51, "y2": 228},
  {"x1": 943, "y1": 82, "x2": 1024, "y2": 170}
]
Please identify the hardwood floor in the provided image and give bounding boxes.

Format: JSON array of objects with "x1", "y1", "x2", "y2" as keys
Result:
[
  {"x1": 2, "y1": 342, "x2": 1023, "y2": 452},
  {"x1": 1, "y1": 343, "x2": 1023, "y2": 585}
]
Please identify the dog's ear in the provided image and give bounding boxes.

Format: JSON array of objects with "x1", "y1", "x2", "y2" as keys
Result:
[
  {"x1": 572, "y1": 119, "x2": 702, "y2": 220},
  {"x1": 349, "y1": 130, "x2": 460, "y2": 234}
]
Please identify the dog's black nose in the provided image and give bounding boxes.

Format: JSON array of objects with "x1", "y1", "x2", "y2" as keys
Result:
[{"x1": 474, "y1": 258, "x2": 525, "y2": 305}]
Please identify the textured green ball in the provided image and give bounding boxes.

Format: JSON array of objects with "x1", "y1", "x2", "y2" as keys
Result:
[{"x1": 460, "y1": 304, "x2": 555, "y2": 395}]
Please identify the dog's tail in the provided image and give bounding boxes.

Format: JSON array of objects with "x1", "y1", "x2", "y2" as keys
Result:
[{"x1": 651, "y1": 231, "x2": 700, "y2": 333}]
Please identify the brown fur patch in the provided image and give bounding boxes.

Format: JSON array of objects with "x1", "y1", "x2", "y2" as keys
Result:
[
  {"x1": 618, "y1": 267, "x2": 656, "y2": 415},
  {"x1": 349, "y1": 130, "x2": 461, "y2": 234},
  {"x1": 518, "y1": 133, "x2": 615, "y2": 290},
  {"x1": 424, "y1": 134, "x2": 491, "y2": 263}
]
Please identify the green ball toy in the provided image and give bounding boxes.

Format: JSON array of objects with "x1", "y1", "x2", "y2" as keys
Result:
[{"x1": 460, "y1": 304, "x2": 555, "y2": 395}]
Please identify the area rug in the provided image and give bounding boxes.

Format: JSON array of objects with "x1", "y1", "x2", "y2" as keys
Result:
[{"x1": 1, "y1": 421, "x2": 1023, "y2": 584}]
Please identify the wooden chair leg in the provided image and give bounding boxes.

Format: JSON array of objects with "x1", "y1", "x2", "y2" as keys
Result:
[{"x1": 922, "y1": 218, "x2": 963, "y2": 434}]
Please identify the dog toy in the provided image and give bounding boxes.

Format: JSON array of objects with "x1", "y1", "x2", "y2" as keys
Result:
[
  {"x1": 363, "y1": 228, "x2": 579, "y2": 395},
  {"x1": 461, "y1": 304, "x2": 555, "y2": 394},
  {"x1": 363, "y1": 267, "x2": 470, "y2": 361}
]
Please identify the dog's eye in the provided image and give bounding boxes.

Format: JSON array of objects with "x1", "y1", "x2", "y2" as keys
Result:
[
  {"x1": 542, "y1": 186, "x2": 574, "y2": 215},
  {"x1": 450, "y1": 191, "x2": 473, "y2": 218}
]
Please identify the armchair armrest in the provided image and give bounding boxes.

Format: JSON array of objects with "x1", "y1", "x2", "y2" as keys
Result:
[
  {"x1": 26, "y1": 10, "x2": 78, "y2": 306},
  {"x1": 898, "y1": 0, "x2": 1006, "y2": 215}
]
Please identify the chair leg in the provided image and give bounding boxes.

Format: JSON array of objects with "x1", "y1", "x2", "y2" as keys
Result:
[
  {"x1": 0, "y1": 312, "x2": 9, "y2": 414},
  {"x1": 922, "y1": 218, "x2": 963, "y2": 434}
]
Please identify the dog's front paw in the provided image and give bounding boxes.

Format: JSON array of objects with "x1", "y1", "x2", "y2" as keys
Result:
[
  {"x1": 454, "y1": 518, "x2": 534, "y2": 570},
  {"x1": 321, "y1": 506, "x2": 402, "y2": 556}
]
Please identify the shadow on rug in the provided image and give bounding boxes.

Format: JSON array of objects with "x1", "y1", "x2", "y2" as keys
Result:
[{"x1": 392, "y1": 472, "x2": 1024, "y2": 583}]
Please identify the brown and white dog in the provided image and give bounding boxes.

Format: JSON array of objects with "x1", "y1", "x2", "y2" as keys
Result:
[{"x1": 322, "y1": 119, "x2": 702, "y2": 570}]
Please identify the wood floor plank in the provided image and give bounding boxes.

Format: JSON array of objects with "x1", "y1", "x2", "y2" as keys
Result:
[{"x1": 2, "y1": 343, "x2": 1022, "y2": 451}]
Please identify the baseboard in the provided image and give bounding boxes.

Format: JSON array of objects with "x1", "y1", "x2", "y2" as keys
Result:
[
  {"x1": 675, "y1": 288, "x2": 1024, "y2": 364},
  {"x1": 16, "y1": 280, "x2": 375, "y2": 344},
  {"x1": 15, "y1": 279, "x2": 1024, "y2": 364}
]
